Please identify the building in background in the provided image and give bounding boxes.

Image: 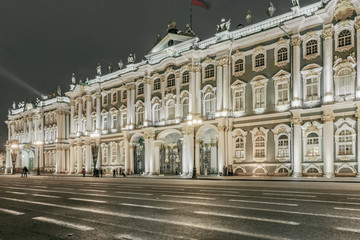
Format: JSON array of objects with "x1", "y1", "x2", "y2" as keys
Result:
[{"x1": 4, "y1": 0, "x2": 360, "y2": 177}]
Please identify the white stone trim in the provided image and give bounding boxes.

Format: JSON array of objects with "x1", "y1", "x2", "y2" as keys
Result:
[
  {"x1": 231, "y1": 80, "x2": 246, "y2": 116},
  {"x1": 250, "y1": 75, "x2": 268, "y2": 113},
  {"x1": 274, "y1": 38, "x2": 290, "y2": 67},
  {"x1": 334, "y1": 20, "x2": 355, "y2": 53},
  {"x1": 250, "y1": 127, "x2": 269, "y2": 162},
  {"x1": 272, "y1": 124, "x2": 291, "y2": 162},
  {"x1": 302, "y1": 30, "x2": 321, "y2": 60},
  {"x1": 301, "y1": 64, "x2": 322, "y2": 106},
  {"x1": 231, "y1": 51, "x2": 245, "y2": 77},
  {"x1": 273, "y1": 70, "x2": 290, "y2": 111},
  {"x1": 301, "y1": 121, "x2": 323, "y2": 162},
  {"x1": 333, "y1": 56, "x2": 357, "y2": 102},
  {"x1": 232, "y1": 128, "x2": 247, "y2": 163},
  {"x1": 252, "y1": 47, "x2": 266, "y2": 72}
]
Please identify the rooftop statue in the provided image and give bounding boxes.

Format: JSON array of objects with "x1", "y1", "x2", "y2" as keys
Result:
[
  {"x1": 71, "y1": 73, "x2": 76, "y2": 84},
  {"x1": 128, "y1": 54, "x2": 136, "y2": 64},
  {"x1": 57, "y1": 86, "x2": 61, "y2": 96},
  {"x1": 118, "y1": 59, "x2": 124, "y2": 69},
  {"x1": 266, "y1": 2, "x2": 276, "y2": 18},
  {"x1": 184, "y1": 24, "x2": 196, "y2": 36},
  {"x1": 217, "y1": 18, "x2": 231, "y2": 33},
  {"x1": 108, "y1": 64, "x2": 113, "y2": 73},
  {"x1": 18, "y1": 101, "x2": 25, "y2": 108},
  {"x1": 292, "y1": 0, "x2": 299, "y2": 7},
  {"x1": 12, "y1": 102, "x2": 16, "y2": 109},
  {"x1": 96, "y1": 63, "x2": 102, "y2": 76},
  {"x1": 246, "y1": 10, "x2": 253, "y2": 24},
  {"x1": 36, "y1": 98, "x2": 41, "y2": 106}
]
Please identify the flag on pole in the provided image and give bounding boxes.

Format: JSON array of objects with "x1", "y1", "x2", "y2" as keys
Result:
[{"x1": 192, "y1": 0, "x2": 211, "y2": 9}]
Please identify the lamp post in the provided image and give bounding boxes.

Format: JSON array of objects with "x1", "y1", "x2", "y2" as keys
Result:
[
  {"x1": 90, "y1": 131, "x2": 100, "y2": 176},
  {"x1": 35, "y1": 141, "x2": 44, "y2": 175},
  {"x1": 10, "y1": 141, "x2": 19, "y2": 175},
  {"x1": 187, "y1": 117, "x2": 202, "y2": 179}
]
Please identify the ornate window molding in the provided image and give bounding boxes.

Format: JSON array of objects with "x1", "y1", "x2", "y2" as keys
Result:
[
  {"x1": 252, "y1": 46, "x2": 266, "y2": 72},
  {"x1": 202, "y1": 85, "x2": 216, "y2": 120},
  {"x1": 334, "y1": 20, "x2": 355, "y2": 52},
  {"x1": 272, "y1": 124, "x2": 291, "y2": 162},
  {"x1": 110, "y1": 142, "x2": 117, "y2": 163},
  {"x1": 102, "y1": 93, "x2": 109, "y2": 107},
  {"x1": 101, "y1": 110, "x2": 108, "y2": 132},
  {"x1": 274, "y1": 38, "x2": 290, "y2": 67},
  {"x1": 231, "y1": 80, "x2": 246, "y2": 116},
  {"x1": 135, "y1": 101, "x2": 144, "y2": 127},
  {"x1": 301, "y1": 121, "x2": 323, "y2": 162},
  {"x1": 180, "y1": 91, "x2": 190, "y2": 121},
  {"x1": 232, "y1": 128, "x2": 247, "y2": 163},
  {"x1": 231, "y1": 50, "x2": 245, "y2": 77},
  {"x1": 202, "y1": 57, "x2": 215, "y2": 82},
  {"x1": 250, "y1": 127, "x2": 269, "y2": 162},
  {"x1": 166, "y1": 74, "x2": 176, "y2": 88},
  {"x1": 250, "y1": 75, "x2": 268, "y2": 113},
  {"x1": 273, "y1": 70, "x2": 290, "y2": 111},
  {"x1": 333, "y1": 55, "x2": 356, "y2": 102},
  {"x1": 137, "y1": 83, "x2": 144, "y2": 96},
  {"x1": 182, "y1": 70, "x2": 190, "y2": 84},
  {"x1": 153, "y1": 78, "x2": 161, "y2": 91},
  {"x1": 301, "y1": 64, "x2": 322, "y2": 106},
  {"x1": 302, "y1": 31, "x2": 321, "y2": 60},
  {"x1": 121, "y1": 88, "x2": 127, "y2": 103},
  {"x1": 111, "y1": 91, "x2": 117, "y2": 105},
  {"x1": 151, "y1": 97, "x2": 161, "y2": 125},
  {"x1": 101, "y1": 143, "x2": 108, "y2": 165},
  {"x1": 334, "y1": 118, "x2": 356, "y2": 161},
  {"x1": 109, "y1": 108, "x2": 118, "y2": 131},
  {"x1": 166, "y1": 99, "x2": 176, "y2": 121}
]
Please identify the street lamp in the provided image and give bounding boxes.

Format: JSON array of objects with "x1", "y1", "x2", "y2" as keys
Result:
[
  {"x1": 10, "y1": 141, "x2": 19, "y2": 175},
  {"x1": 187, "y1": 117, "x2": 202, "y2": 179},
  {"x1": 35, "y1": 140, "x2": 44, "y2": 175},
  {"x1": 90, "y1": 131, "x2": 100, "y2": 176}
]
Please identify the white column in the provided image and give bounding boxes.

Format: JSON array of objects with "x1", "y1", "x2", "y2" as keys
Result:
[
  {"x1": 216, "y1": 63, "x2": 223, "y2": 112},
  {"x1": 65, "y1": 149, "x2": 70, "y2": 173},
  {"x1": 175, "y1": 72, "x2": 181, "y2": 122},
  {"x1": 96, "y1": 94, "x2": 101, "y2": 131},
  {"x1": 154, "y1": 142, "x2": 161, "y2": 174},
  {"x1": 85, "y1": 141, "x2": 92, "y2": 173},
  {"x1": 182, "y1": 138, "x2": 189, "y2": 175},
  {"x1": 291, "y1": 36, "x2": 302, "y2": 108},
  {"x1": 322, "y1": 26, "x2": 334, "y2": 103},
  {"x1": 293, "y1": 119, "x2": 302, "y2": 177},
  {"x1": 69, "y1": 144, "x2": 74, "y2": 174},
  {"x1": 227, "y1": 125, "x2": 233, "y2": 167},
  {"x1": 149, "y1": 136, "x2": 155, "y2": 174},
  {"x1": 195, "y1": 139, "x2": 200, "y2": 175},
  {"x1": 189, "y1": 68, "x2": 196, "y2": 116},
  {"x1": 5, "y1": 148, "x2": 10, "y2": 174},
  {"x1": 186, "y1": 130, "x2": 194, "y2": 176},
  {"x1": 144, "y1": 77, "x2": 152, "y2": 125},
  {"x1": 86, "y1": 96, "x2": 92, "y2": 132},
  {"x1": 78, "y1": 99, "x2": 83, "y2": 133},
  {"x1": 161, "y1": 77, "x2": 166, "y2": 122},
  {"x1": 223, "y1": 60, "x2": 230, "y2": 112},
  {"x1": 124, "y1": 138, "x2": 130, "y2": 174},
  {"x1": 357, "y1": 109, "x2": 360, "y2": 177},
  {"x1": 129, "y1": 145, "x2": 134, "y2": 174},
  {"x1": 195, "y1": 66, "x2": 201, "y2": 116},
  {"x1": 355, "y1": 19, "x2": 360, "y2": 99},
  {"x1": 217, "y1": 126, "x2": 225, "y2": 175},
  {"x1": 323, "y1": 113, "x2": 334, "y2": 178},
  {"x1": 144, "y1": 137, "x2": 150, "y2": 174},
  {"x1": 77, "y1": 143, "x2": 82, "y2": 174},
  {"x1": 131, "y1": 85, "x2": 136, "y2": 126}
]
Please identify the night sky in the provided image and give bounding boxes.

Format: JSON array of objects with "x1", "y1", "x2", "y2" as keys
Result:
[{"x1": 0, "y1": 0, "x2": 317, "y2": 150}]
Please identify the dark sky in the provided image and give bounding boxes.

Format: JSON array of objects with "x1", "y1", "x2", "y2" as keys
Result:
[{"x1": 0, "y1": 0, "x2": 317, "y2": 150}]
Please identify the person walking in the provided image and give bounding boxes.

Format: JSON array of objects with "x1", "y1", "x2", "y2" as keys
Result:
[
  {"x1": 23, "y1": 167, "x2": 28, "y2": 177},
  {"x1": 82, "y1": 168, "x2": 86, "y2": 177},
  {"x1": 113, "y1": 169, "x2": 116, "y2": 177}
]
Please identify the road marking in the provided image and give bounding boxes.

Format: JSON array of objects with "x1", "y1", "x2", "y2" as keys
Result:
[
  {"x1": 0, "y1": 208, "x2": 25, "y2": 215},
  {"x1": 195, "y1": 211, "x2": 299, "y2": 226},
  {"x1": 336, "y1": 227, "x2": 360, "y2": 233},
  {"x1": 200, "y1": 189, "x2": 240, "y2": 194},
  {"x1": 114, "y1": 234, "x2": 142, "y2": 240},
  {"x1": 32, "y1": 194, "x2": 61, "y2": 199},
  {"x1": 161, "y1": 195, "x2": 215, "y2": 200},
  {"x1": 1, "y1": 197, "x2": 290, "y2": 240},
  {"x1": 115, "y1": 192, "x2": 153, "y2": 196},
  {"x1": 347, "y1": 198, "x2": 360, "y2": 200},
  {"x1": 68, "y1": 198, "x2": 107, "y2": 203},
  {"x1": 229, "y1": 199, "x2": 298, "y2": 207},
  {"x1": 33, "y1": 216, "x2": 94, "y2": 231},
  {"x1": 119, "y1": 203, "x2": 175, "y2": 210},
  {"x1": 79, "y1": 189, "x2": 107, "y2": 193},
  {"x1": 5, "y1": 191, "x2": 26, "y2": 195},
  {"x1": 33, "y1": 186, "x2": 48, "y2": 188},
  {"x1": 334, "y1": 207, "x2": 360, "y2": 211},
  {"x1": 152, "y1": 188, "x2": 185, "y2": 191},
  {"x1": 54, "y1": 187, "x2": 74, "y2": 190},
  {"x1": 262, "y1": 193, "x2": 316, "y2": 198}
]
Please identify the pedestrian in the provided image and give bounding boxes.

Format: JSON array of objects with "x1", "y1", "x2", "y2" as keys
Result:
[
  {"x1": 21, "y1": 167, "x2": 25, "y2": 177},
  {"x1": 82, "y1": 168, "x2": 86, "y2": 177},
  {"x1": 100, "y1": 168, "x2": 103, "y2": 178},
  {"x1": 24, "y1": 167, "x2": 28, "y2": 177},
  {"x1": 113, "y1": 169, "x2": 116, "y2": 177}
]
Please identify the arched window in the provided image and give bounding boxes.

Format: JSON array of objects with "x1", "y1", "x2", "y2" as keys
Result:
[
  {"x1": 306, "y1": 40, "x2": 318, "y2": 56},
  {"x1": 154, "y1": 79, "x2": 161, "y2": 90},
  {"x1": 167, "y1": 100, "x2": 175, "y2": 120},
  {"x1": 234, "y1": 59, "x2": 244, "y2": 73},
  {"x1": 182, "y1": 98, "x2": 189, "y2": 119},
  {"x1": 103, "y1": 95, "x2": 108, "y2": 105},
  {"x1": 277, "y1": 82, "x2": 289, "y2": 105},
  {"x1": 338, "y1": 30, "x2": 351, "y2": 48},
  {"x1": 102, "y1": 115, "x2": 108, "y2": 130},
  {"x1": 122, "y1": 90, "x2": 127, "y2": 100},
  {"x1": 182, "y1": 71, "x2": 189, "y2": 84},
  {"x1": 205, "y1": 65, "x2": 215, "y2": 79},
  {"x1": 122, "y1": 113, "x2": 127, "y2": 127},
  {"x1": 338, "y1": 129, "x2": 353, "y2": 155},
  {"x1": 338, "y1": 69, "x2": 352, "y2": 97},
  {"x1": 306, "y1": 132, "x2": 319, "y2": 156},
  {"x1": 234, "y1": 90, "x2": 245, "y2": 112},
  {"x1": 136, "y1": 107, "x2": 144, "y2": 126},
  {"x1": 111, "y1": 146, "x2": 117, "y2": 163},
  {"x1": 255, "y1": 54, "x2": 265, "y2": 68},
  {"x1": 254, "y1": 136, "x2": 265, "y2": 158},
  {"x1": 138, "y1": 83, "x2": 144, "y2": 95},
  {"x1": 112, "y1": 114, "x2": 117, "y2": 129},
  {"x1": 277, "y1": 48, "x2": 288, "y2": 62},
  {"x1": 204, "y1": 93, "x2": 215, "y2": 119},
  {"x1": 235, "y1": 137, "x2": 245, "y2": 158},
  {"x1": 153, "y1": 104, "x2": 161, "y2": 123},
  {"x1": 112, "y1": 92, "x2": 117, "y2": 103},
  {"x1": 102, "y1": 147, "x2": 108, "y2": 164},
  {"x1": 278, "y1": 135, "x2": 289, "y2": 157},
  {"x1": 167, "y1": 74, "x2": 175, "y2": 87}
]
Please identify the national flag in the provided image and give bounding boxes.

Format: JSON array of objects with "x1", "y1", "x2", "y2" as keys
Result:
[{"x1": 192, "y1": 0, "x2": 211, "y2": 9}]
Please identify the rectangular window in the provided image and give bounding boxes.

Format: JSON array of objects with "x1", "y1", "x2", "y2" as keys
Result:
[
  {"x1": 255, "y1": 87, "x2": 265, "y2": 109},
  {"x1": 277, "y1": 83, "x2": 288, "y2": 105},
  {"x1": 112, "y1": 148, "x2": 117, "y2": 163},
  {"x1": 112, "y1": 115, "x2": 117, "y2": 129},
  {"x1": 103, "y1": 116, "x2": 108, "y2": 130},
  {"x1": 306, "y1": 77, "x2": 318, "y2": 101},
  {"x1": 234, "y1": 90, "x2": 245, "y2": 112},
  {"x1": 122, "y1": 114, "x2": 127, "y2": 127}
]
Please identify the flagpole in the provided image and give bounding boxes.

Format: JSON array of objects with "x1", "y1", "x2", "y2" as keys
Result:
[{"x1": 189, "y1": 0, "x2": 193, "y2": 29}]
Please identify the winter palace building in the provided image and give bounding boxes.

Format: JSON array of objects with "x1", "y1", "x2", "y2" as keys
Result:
[{"x1": 5, "y1": 0, "x2": 360, "y2": 178}]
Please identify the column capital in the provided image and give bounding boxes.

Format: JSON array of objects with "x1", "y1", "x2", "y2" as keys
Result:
[
  {"x1": 85, "y1": 95, "x2": 92, "y2": 102},
  {"x1": 355, "y1": 20, "x2": 360, "y2": 30},
  {"x1": 216, "y1": 57, "x2": 229, "y2": 66},
  {"x1": 70, "y1": 100, "x2": 76, "y2": 106},
  {"x1": 322, "y1": 27, "x2": 334, "y2": 39},
  {"x1": 144, "y1": 76, "x2": 152, "y2": 85},
  {"x1": 355, "y1": 110, "x2": 360, "y2": 118},
  {"x1": 291, "y1": 37, "x2": 302, "y2": 47},
  {"x1": 322, "y1": 114, "x2": 334, "y2": 123},
  {"x1": 292, "y1": 118, "x2": 302, "y2": 126}
]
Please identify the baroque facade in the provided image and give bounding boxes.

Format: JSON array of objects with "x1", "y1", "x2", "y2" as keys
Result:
[{"x1": 5, "y1": 0, "x2": 360, "y2": 177}]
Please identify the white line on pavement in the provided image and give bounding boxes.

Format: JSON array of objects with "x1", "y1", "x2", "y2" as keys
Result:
[
  {"x1": 68, "y1": 198, "x2": 107, "y2": 204},
  {"x1": 33, "y1": 186, "x2": 48, "y2": 188},
  {"x1": 5, "y1": 191, "x2": 26, "y2": 195},
  {"x1": 334, "y1": 207, "x2": 360, "y2": 211},
  {"x1": 152, "y1": 188, "x2": 185, "y2": 191},
  {"x1": 195, "y1": 211, "x2": 299, "y2": 226},
  {"x1": 262, "y1": 193, "x2": 316, "y2": 198},
  {"x1": 115, "y1": 192, "x2": 153, "y2": 196},
  {"x1": 161, "y1": 195, "x2": 215, "y2": 200},
  {"x1": 336, "y1": 227, "x2": 360, "y2": 233},
  {"x1": 0, "y1": 208, "x2": 25, "y2": 215},
  {"x1": 79, "y1": 189, "x2": 107, "y2": 193},
  {"x1": 32, "y1": 194, "x2": 61, "y2": 199},
  {"x1": 200, "y1": 190, "x2": 240, "y2": 194},
  {"x1": 53, "y1": 187, "x2": 74, "y2": 190},
  {"x1": 2, "y1": 197, "x2": 290, "y2": 240},
  {"x1": 33, "y1": 216, "x2": 94, "y2": 231},
  {"x1": 119, "y1": 203, "x2": 175, "y2": 210},
  {"x1": 229, "y1": 199, "x2": 298, "y2": 207}
]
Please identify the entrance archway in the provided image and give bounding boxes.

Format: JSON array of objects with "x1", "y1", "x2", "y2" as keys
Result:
[
  {"x1": 196, "y1": 125, "x2": 218, "y2": 175},
  {"x1": 158, "y1": 131, "x2": 182, "y2": 175},
  {"x1": 133, "y1": 137, "x2": 145, "y2": 174}
]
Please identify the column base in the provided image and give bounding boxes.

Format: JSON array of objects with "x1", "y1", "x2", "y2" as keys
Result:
[
  {"x1": 356, "y1": 173, "x2": 360, "y2": 178},
  {"x1": 324, "y1": 173, "x2": 335, "y2": 178},
  {"x1": 292, "y1": 172, "x2": 302, "y2": 178}
]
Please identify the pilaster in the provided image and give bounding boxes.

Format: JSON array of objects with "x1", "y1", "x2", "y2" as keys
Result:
[
  {"x1": 291, "y1": 36, "x2": 302, "y2": 107},
  {"x1": 322, "y1": 25, "x2": 334, "y2": 103},
  {"x1": 322, "y1": 107, "x2": 335, "y2": 178}
]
